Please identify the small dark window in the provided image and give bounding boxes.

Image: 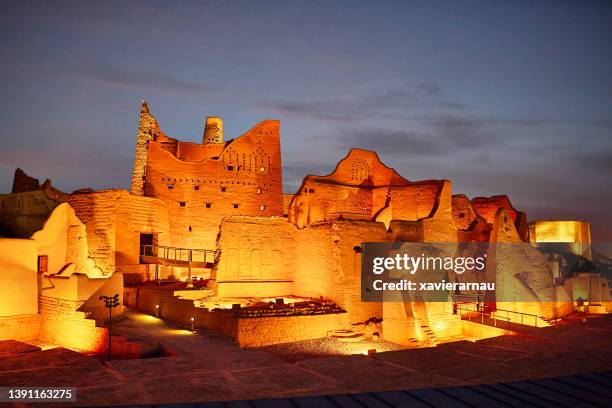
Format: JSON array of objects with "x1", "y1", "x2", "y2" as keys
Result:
[
  {"x1": 205, "y1": 203, "x2": 211, "y2": 208},
  {"x1": 458, "y1": 212, "x2": 465, "y2": 218},
  {"x1": 167, "y1": 184, "x2": 174, "y2": 189},
  {"x1": 221, "y1": 186, "x2": 227, "y2": 192},
  {"x1": 227, "y1": 165, "x2": 234, "y2": 171},
  {"x1": 233, "y1": 203, "x2": 239, "y2": 209},
  {"x1": 194, "y1": 185, "x2": 200, "y2": 191},
  {"x1": 309, "y1": 188, "x2": 315, "y2": 193},
  {"x1": 179, "y1": 201, "x2": 186, "y2": 207},
  {"x1": 188, "y1": 225, "x2": 192, "y2": 232}
]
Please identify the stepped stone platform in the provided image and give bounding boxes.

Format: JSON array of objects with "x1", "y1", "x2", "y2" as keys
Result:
[{"x1": 0, "y1": 311, "x2": 611, "y2": 407}]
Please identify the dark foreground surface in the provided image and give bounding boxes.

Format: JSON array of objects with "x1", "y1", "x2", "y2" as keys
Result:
[
  {"x1": 1, "y1": 311, "x2": 611, "y2": 407},
  {"x1": 115, "y1": 370, "x2": 612, "y2": 407}
]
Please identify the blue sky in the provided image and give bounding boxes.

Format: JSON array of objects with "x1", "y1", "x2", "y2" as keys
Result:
[{"x1": 1, "y1": 0, "x2": 611, "y2": 240}]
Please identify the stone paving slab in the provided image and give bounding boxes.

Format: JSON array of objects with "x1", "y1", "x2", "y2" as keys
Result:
[
  {"x1": 435, "y1": 339, "x2": 530, "y2": 361},
  {"x1": 296, "y1": 354, "x2": 451, "y2": 392},
  {"x1": 229, "y1": 364, "x2": 343, "y2": 399},
  {"x1": 371, "y1": 345, "x2": 472, "y2": 371},
  {"x1": 139, "y1": 371, "x2": 243, "y2": 405},
  {"x1": 0, "y1": 360, "x2": 114, "y2": 387}
]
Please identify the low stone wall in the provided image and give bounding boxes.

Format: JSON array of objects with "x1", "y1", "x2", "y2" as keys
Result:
[
  {"x1": 236, "y1": 312, "x2": 348, "y2": 347},
  {"x1": 38, "y1": 296, "x2": 108, "y2": 352},
  {"x1": 0, "y1": 314, "x2": 40, "y2": 341},
  {"x1": 124, "y1": 287, "x2": 237, "y2": 339},
  {"x1": 125, "y1": 286, "x2": 349, "y2": 347}
]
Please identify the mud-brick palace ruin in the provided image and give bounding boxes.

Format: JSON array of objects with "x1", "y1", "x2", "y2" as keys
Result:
[{"x1": 0, "y1": 102, "x2": 609, "y2": 353}]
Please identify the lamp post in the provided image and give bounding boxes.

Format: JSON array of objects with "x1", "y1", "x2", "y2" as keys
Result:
[{"x1": 99, "y1": 294, "x2": 120, "y2": 361}]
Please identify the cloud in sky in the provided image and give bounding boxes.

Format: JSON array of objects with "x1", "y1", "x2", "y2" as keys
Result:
[
  {"x1": 79, "y1": 64, "x2": 215, "y2": 96},
  {"x1": 0, "y1": 0, "x2": 610, "y2": 240}
]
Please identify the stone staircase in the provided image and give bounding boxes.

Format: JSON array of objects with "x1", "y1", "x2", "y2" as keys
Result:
[
  {"x1": 327, "y1": 329, "x2": 366, "y2": 342},
  {"x1": 420, "y1": 323, "x2": 438, "y2": 345}
]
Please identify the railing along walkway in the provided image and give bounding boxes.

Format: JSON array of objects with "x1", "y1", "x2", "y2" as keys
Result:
[{"x1": 140, "y1": 244, "x2": 216, "y2": 269}]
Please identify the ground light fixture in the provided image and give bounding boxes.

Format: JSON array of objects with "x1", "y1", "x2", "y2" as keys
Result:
[{"x1": 99, "y1": 293, "x2": 120, "y2": 361}]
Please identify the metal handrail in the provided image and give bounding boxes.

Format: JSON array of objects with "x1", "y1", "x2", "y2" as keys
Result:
[
  {"x1": 140, "y1": 244, "x2": 216, "y2": 264},
  {"x1": 494, "y1": 308, "x2": 542, "y2": 327},
  {"x1": 457, "y1": 305, "x2": 511, "y2": 329}
]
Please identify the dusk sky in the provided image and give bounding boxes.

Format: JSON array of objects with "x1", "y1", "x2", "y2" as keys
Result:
[{"x1": 1, "y1": 1, "x2": 611, "y2": 241}]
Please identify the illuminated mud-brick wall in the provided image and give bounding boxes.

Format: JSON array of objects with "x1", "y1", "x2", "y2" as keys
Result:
[
  {"x1": 214, "y1": 216, "x2": 387, "y2": 323},
  {"x1": 489, "y1": 208, "x2": 573, "y2": 320},
  {"x1": 68, "y1": 190, "x2": 170, "y2": 277},
  {"x1": 0, "y1": 237, "x2": 39, "y2": 341},
  {"x1": 288, "y1": 149, "x2": 413, "y2": 228},
  {"x1": 528, "y1": 220, "x2": 591, "y2": 259},
  {"x1": 235, "y1": 313, "x2": 348, "y2": 347},
  {"x1": 288, "y1": 149, "x2": 456, "y2": 238},
  {"x1": 292, "y1": 220, "x2": 387, "y2": 323},
  {"x1": 452, "y1": 194, "x2": 491, "y2": 242},
  {"x1": 133, "y1": 103, "x2": 283, "y2": 250},
  {"x1": 213, "y1": 216, "x2": 295, "y2": 297},
  {"x1": 38, "y1": 296, "x2": 108, "y2": 352},
  {"x1": 0, "y1": 238, "x2": 38, "y2": 316},
  {"x1": 124, "y1": 286, "x2": 349, "y2": 347},
  {"x1": 471, "y1": 195, "x2": 528, "y2": 241},
  {"x1": 0, "y1": 315, "x2": 40, "y2": 342},
  {"x1": 374, "y1": 181, "x2": 443, "y2": 226}
]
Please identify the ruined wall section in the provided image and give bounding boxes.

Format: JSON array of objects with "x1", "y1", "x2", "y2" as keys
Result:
[
  {"x1": 294, "y1": 220, "x2": 387, "y2": 323},
  {"x1": 288, "y1": 149, "x2": 412, "y2": 228},
  {"x1": 214, "y1": 216, "x2": 386, "y2": 323},
  {"x1": 144, "y1": 120, "x2": 283, "y2": 249},
  {"x1": 0, "y1": 170, "x2": 66, "y2": 238},
  {"x1": 0, "y1": 191, "x2": 59, "y2": 238},
  {"x1": 213, "y1": 216, "x2": 295, "y2": 297},
  {"x1": 131, "y1": 101, "x2": 161, "y2": 196},
  {"x1": 12, "y1": 168, "x2": 40, "y2": 193},
  {"x1": 472, "y1": 195, "x2": 528, "y2": 241},
  {"x1": 31, "y1": 203, "x2": 102, "y2": 278},
  {"x1": 68, "y1": 190, "x2": 169, "y2": 276},
  {"x1": 452, "y1": 194, "x2": 491, "y2": 242}
]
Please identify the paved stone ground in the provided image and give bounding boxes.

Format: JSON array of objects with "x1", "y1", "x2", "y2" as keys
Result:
[{"x1": 1, "y1": 310, "x2": 611, "y2": 407}]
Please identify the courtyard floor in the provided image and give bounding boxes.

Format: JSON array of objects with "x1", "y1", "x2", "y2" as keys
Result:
[{"x1": 1, "y1": 309, "x2": 611, "y2": 406}]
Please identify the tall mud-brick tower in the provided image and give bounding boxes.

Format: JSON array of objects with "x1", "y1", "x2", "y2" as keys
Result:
[
  {"x1": 202, "y1": 117, "x2": 223, "y2": 144},
  {"x1": 130, "y1": 101, "x2": 160, "y2": 196},
  {"x1": 130, "y1": 101, "x2": 284, "y2": 249}
]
